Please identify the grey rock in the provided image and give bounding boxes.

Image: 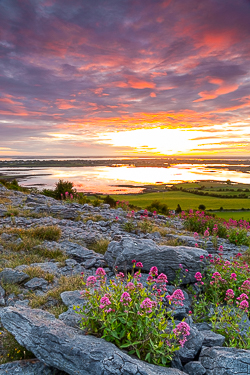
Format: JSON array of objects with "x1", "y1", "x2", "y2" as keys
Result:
[
  {"x1": 84, "y1": 258, "x2": 97, "y2": 269},
  {"x1": 201, "y1": 330, "x2": 225, "y2": 347},
  {"x1": 105, "y1": 238, "x2": 208, "y2": 284},
  {"x1": 60, "y1": 240, "x2": 98, "y2": 262},
  {"x1": 200, "y1": 346, "x2": 250, "y2": 375},
  {"x1": 184, "y1": 361, "x2": 206, "y2": 375},
  {"x1": 0, "y1": 244, "x2": 4, "y2": 253},
  {"x1": 24, "y1": 277, "x2": 49, "y2": 291},
  {"x1": 0, "y1": 209, "x2": 7, "y2": 217},
  {"x1": 195, "y1": 322, "x2": 212, "y2": 331},
  {"x1": 1, "y1": 306, "x2": 186, "y2": 375},
  {"x1": 0, "y1": 359, "x2": 64, "y2": 375},
  {"x1": 60, "y1": 290, "x2": 84, "y2": 307},
  {"x1": 59, "y1": 307, "x2": 82, "y2": 328},
  {"x1": 0, "y1": 268, "x2": 29, "y2": 284},
  {"x1": 0, "y1": 285, "x2": 5, "y2": 306},
  {"x1": 178, "y1": 324, "x2": 204, "y2": 363}
]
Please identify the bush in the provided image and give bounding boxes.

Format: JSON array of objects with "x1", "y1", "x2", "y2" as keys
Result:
[
  {"x1": 0, "y1": 179, "x2": 29, "y2": 193},
  {"x1": 175, "y1": 204, "x2": 182, "y2": 214},
  {"x1": 228, "y1": 228, "x2": 249, "y2": 246},
  {"x1": 77, "y1": 263, "x2": 190, "y2": 366},
  {"x1": 146, "y1": 200, "x2": 169, "y2": 215},
  {"x1": 54, "y1": 179, "x2": 76, "y2": 199},
  {"x1": 198, "y1": 204, "x2": 206, "y2": 210},
  {"x1": 192, "y1": 254, "x2": 250, "y2": 348},
  {"x1": 103, "y1": 195, "x2": 116, "y2": 207}
]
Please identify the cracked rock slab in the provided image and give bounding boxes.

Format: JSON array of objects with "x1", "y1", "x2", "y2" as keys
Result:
[
  {"x1": 200, "y1": 346, "x2": 250, "y2": 374},
  {"x1": 1, "y1": 306, "x2": 187, "y2": 375},
  {"x1": 105, "y1": 238, "x2": 208, "y2": 283},
  {"x1": 0, "y1": 359, "x2": 65, "y2": 374}
]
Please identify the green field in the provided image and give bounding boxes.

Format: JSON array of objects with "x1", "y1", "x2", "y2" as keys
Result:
[
  {"x1": 111, "y1": 191, "x2": 250, "y2": 211},
  {"x1": 213, "y1": 211, "x2": 250, "y2": 221}
]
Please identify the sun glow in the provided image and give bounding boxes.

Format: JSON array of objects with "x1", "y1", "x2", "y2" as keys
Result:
[{"x1": 98, "y1": 128, "x2": 207, "y2": 155}]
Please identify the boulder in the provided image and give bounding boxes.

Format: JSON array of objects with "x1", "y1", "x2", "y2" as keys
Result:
[
  {"x1": 60, "y1": 241, "x2": 98, "y2": 262},
  {"x1": 1, "y1": 306, "x2": 187, "y2": 375},
  {"x1": 178, "y1": 324, "x2": 204, "y2": 363},
  {"x1": 183, "y1": 361, "x2": 206, "y2": 375},
  {"x1": 104, "y1": 238, "x2": 208, "y2": 284},
  {"x1": 200, "y1": 330, "x2": 225, "y2": 347},
  {"x1": 0, "y1": 268, "x2": 29, "y2": 284},
  {"x1": 200, "y1": 346, "x2": 250, "y2": 374},
  {"x1": 24, "y1": 277, "x2": 49, "y2": 291},
  {"x1": 0, "y1": 359, "x2": 65, "y2": 374},
  {"x1": 60, "y1": 290, "x2": 84, "y2": 307}
]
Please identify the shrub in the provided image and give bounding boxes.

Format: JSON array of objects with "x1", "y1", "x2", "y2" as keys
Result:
[
  {"x1": 175, "y1": 204, "x2": 182, "y2": 214},
  {"x1": 146, "y1": 200, "x2": 169, "y2": 215},
  {"x1": 228, "y1": 228, "x2": 249, "y2": 246},
  {"x1": 192, "y1": 254, "x2": 250, "y2": 348},
  {"x1": 198, "y1": 204, "x2": 206, "y2": 210},
  {"x1": 54, "y1": 179, "x2": 76, "y2": 199},
  {"x1": 77, "y1": 263, "x2": 190, "y2": 366},
  {"x1": 103, "y1": 195, "x2": 116, "y2": 207},
  {"x1": 0, "y1": 179, "x2": 29, "y2": 193}
]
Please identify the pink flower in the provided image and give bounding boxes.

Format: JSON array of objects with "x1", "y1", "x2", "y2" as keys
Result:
[
  {"x1": 116, "y1": 272, "x2": 125, "y2": 279},
  {"x1": 200, "y1": 255, "x2": 204, "y2": 260},
  {"x1": 195, "y1": 243, "x2": 199, "y2": 248},
  {"x1": 115, "y1": 216, "x2": 119, "y2": 221},
  {"x1": 105, "y1": 308, "x2": 112, "y2": 313},
  {"x1": 204, "y1": 229, "x2": 210, "y2": 238},
  {"x1": 136, "y1": 262, "x2": 143, "y2": 268},
  {"x1": 140, "y1": 298, "x2": 157, "y2": 313},
  {"x1": 120, "y1": 292, "x2": 131, "y2": 305},
  {"x1": 225, "y1": 289, "x2": 234, "y2": 300},
  {"x1": 212, "y1": 272, "x2": 221, "y2": 279},
  {"x1": 96, "y1": 268, "x2": 106, "y2": 276},
  {"x1": 149, "y1": 266, "x2": 158, "y2": 276},
  {"x1": 195, "y1": 272, "x2": 202, "y2": 282},
  {"x1": 167, "y1": 289, "x2": 185, "y2": 306},
  {"x1": 131, "y1": 259, "x2": 136, "y2": 263},
  {"x1": 239, "y1": 300, "x2": 249, "y2": 310},
  {"x1": 193, "y1": 232, "x2": 199, "y2": 240},
  {"x1": 99, "y1": 295, "x2": 111, "y2": 309},
  {"x1": 126, "y1": 282, "x2": 135, "y2": 290},
  {"x1": 157, "y1": 273, "x2": 168, "y2": 283},
  {"x1": 86, "y1": 276, "x2": 97, "y2": 286},
  {"x1": 218, "y1": 245, "x2": 223, "y2": 252},
  {"x1": 237, "y1": 293, "x2": 248, "y2": 301},
  {"x1": 173, "y1": 321, "x2": 190, "y2": 337},
  {"x1": 230, "y1": 273, "x2": 237, "y2": 281},
  {"x1": 240, "y1": 280, "x2": 250, "y2": 292}
]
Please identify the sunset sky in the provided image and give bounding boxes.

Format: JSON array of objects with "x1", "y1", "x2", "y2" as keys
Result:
[{"x1": 0, "y1": 0, "x2": 250, "y2": 157}]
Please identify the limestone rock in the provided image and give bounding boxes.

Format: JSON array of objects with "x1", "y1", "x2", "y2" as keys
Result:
[
  {"x1": 200, "y1": 330, "x2": 225, "y2": 347},
  {"x1": 0, "y1": 359, "x2": 65, "y2": 374},
  {"x1": 105, "y1": 238, "x2": 208, "y2": 284},
  {"x1": 0, "y1": 268, "x2": 29, "y2": 284},
  {"x1": 183, "y1": 361, "x2": 206, "y2": 375},
  {"x1": 200, "y1": 346, "x2": 250, "y2": 374},
  {"x1": 1, "y1": 306, "x2": 187, "y2": 375}
]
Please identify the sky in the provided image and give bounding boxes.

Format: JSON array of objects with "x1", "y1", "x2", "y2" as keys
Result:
[{"x1": 0, "y1": 0, "x2": 250, "y2": 157}]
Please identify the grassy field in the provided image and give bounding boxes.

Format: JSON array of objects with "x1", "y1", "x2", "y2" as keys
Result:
[
  {"x1": 111, "y1": 191, "x2": 250, "y2": 211},
  {"x1": 214, "y1": 211, "x2": 250, "y2": 221}
]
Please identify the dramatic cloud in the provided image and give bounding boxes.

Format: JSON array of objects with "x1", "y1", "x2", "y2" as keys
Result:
[{"x1": 0, "y1": 0, "x2": 250, "y2": 156}]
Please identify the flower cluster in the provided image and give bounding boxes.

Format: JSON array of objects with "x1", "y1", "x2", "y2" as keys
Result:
[{"x1": 173, "y1": 322, "x2": 191, "y2": 347}]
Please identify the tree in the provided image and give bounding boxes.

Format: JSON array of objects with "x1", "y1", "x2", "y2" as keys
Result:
[
  {"x1": 198, "y1": 204, "x2": 206, "y2": 211},
  {"x1": 175, "y1": 204, "x2": 182, "y2": 214}
]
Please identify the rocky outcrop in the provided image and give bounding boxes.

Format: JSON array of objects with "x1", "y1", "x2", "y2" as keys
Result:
[
  {"x1": 199, "y1": 346, "x2": 250, "y2": 374},
  {"x1": 1, "y1": 306, "x2": 187, "y2": 375},
  {"x1": 0, "y1": 359, "x2": 66, "y2": 374},
  {"x1": 0, "y1": 268, "x2": 29, "y2": 284},
  {"x1": 104, "y1": 238, "x2": 208, "y2": 284}
]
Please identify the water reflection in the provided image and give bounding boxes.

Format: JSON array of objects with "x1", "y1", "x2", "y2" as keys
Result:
[{"x1": 0, "y1": 164, "x2": 250, "y2": 194}]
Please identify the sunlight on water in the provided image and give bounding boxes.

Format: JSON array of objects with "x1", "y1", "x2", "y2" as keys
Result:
[{"x1": 1, "y1": 163, "x2": 250, "y2": 194}]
